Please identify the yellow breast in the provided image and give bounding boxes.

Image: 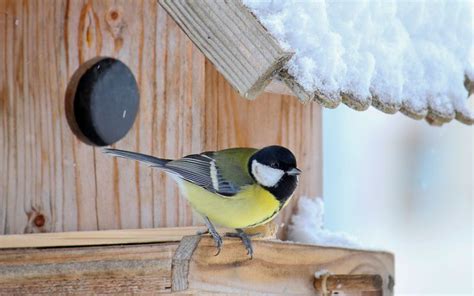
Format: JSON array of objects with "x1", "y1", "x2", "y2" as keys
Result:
[{"x1": 179, "y1": 181, "x2": 281, "y2": 229}]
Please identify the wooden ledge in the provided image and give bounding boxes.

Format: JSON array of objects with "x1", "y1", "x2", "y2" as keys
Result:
[
  {"x1": 0, "y1": 223, "x2": 278, "y2": 249},
  {"x1": 0, "y1": 227, "x2": 202, "y2": 249},
  {"x1": 0, "y1": 229, "x2": 394, "y2": 295}
]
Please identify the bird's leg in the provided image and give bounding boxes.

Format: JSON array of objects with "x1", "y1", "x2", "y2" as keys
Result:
[
  {"x1": 225, "y1": 228, "x2": 254, "y2": 259},
  {"x1": 198, "y1": 216, "x2": 222, "y2": 256}
]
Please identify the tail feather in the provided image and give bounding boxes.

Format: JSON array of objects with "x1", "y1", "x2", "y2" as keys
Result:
[{"x1": 102, "y1": 148, "x2": 171, "y2": 167}]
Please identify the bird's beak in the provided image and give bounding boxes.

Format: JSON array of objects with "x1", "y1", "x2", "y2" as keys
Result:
[{"x1": 287, "y1": 168, "x2": 301, "y2": 176}]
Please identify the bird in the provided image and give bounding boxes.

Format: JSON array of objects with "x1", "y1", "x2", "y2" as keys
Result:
[{"x1": 102, "y1": 146, "x2": 301, "y2": 258}]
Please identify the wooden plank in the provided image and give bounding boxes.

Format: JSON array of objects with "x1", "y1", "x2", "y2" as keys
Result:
[
  {"x1": 188, "y1": 238, "x2": 395, "y2": 296},
  {"x1": 0, "y1": 0, "x2": 322, "y2": 237},
  {"x1": 278, "y1": 70, "x2": 342, "y2": 108},
  {"x1": 264, "y1": 79, "x2": 294, "y2": 96},
  {"x1": 0, "y1": 0, "x2": 206, "y2": 234},
  {"x1": 0, "y1": 235, "x2": 394, "y2": 295},
  {"x1": 0, "y1": 227, "x2": 203, "y2": 249},
  {"x1": 204, "y1": 61, "x2": 323, "y2": 238},
  {"x1": 0, "y1": 243, "x2": 177, "y2": 294},
  {"x1": 0, "y1": 225, "x2": 281, "y2": 250},
  {"x1": 159, "y1": 0, "x2": 293, "y2": 99}
]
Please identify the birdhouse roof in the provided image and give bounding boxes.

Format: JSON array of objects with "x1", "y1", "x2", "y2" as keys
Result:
[{"x1": 159, "y1": 0, "x2": 473, "y2": 126}]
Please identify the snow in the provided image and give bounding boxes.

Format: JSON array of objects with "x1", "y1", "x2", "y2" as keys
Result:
[
  {"x1": 244, "y1": 0, "x2": 473, "y2": 116},
  {"x1": 287, "y1": 196, "x2": 361, "y2": 248}
]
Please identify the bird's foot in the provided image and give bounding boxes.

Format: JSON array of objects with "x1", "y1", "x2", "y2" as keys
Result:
[
  {"x1": 208, "y1": 229, "x2": 223, "y2": 256},
  {"x1": 200, "y1": 216, "x2": 222, "y2": 256},
  {"x1": 226, "y1": 229, "x2": 254, "y2": 259}
]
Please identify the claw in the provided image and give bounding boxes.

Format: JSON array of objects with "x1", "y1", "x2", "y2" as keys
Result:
[
  {"x1": 226, "y1": 229, "x2": 254, "y2": 259},
  {"x1": 213, "y1": 234, "x2": 223, "y2": 256},
  {"x1": 201, "y1": 216, "x2": 223, "y2": 256}
]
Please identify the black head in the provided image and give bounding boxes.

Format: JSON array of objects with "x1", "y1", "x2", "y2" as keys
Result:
[{"x1": 248, "y1": 146, "x2": 301, "y2": 204}]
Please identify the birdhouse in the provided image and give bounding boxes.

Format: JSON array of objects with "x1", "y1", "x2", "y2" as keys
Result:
[{"x1": 5, "y1": 0, "x2": 471, "y2": 294}]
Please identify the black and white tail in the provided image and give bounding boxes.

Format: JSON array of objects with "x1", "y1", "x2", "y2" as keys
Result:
[{"x1": 102, "y1": 148, "x2": 171, "y2": 168}]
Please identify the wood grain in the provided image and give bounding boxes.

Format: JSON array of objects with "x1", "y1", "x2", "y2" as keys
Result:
[
  {"x1": 188, "y1": 238, "x2": 394, "y2": 296},
  {"x1": 314, "y1": 274, "x2": 383, "y2": 294},
  {"x1": 0, "y1": 0, "x2": 322, "y2": 236},
  {"x1": 0, "y1": 226, "x2": 205, "y2": 249},
  {"x1": 0, "y1": 235, "x2": 394, "y2": 295},
  {"x1": 264, "y1": 79, "x2": 294, "y2": 96},
  {"x1": 0, "y1": 225, "x2": 277, "y2": 250},
  {"x1": 0, "y1": 0, "x2": 205, "y2": 234},
  {"x1": 159, "y1": 0, "x2": 293, "y2": 99},
  {"x1": 171, "y1": 235, "x2": 202, "y2": 292},
  {"x1": 0, "y1": 243, "x2": 177, "y2": 294}
]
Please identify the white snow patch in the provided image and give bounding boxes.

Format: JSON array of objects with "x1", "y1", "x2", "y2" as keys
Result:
[
  {"x1": 287, "y1": 197, "x2": 361, "y2": 249},
  {"x1": 244, "y1": 0, "x2": 473, "y2": 115}
]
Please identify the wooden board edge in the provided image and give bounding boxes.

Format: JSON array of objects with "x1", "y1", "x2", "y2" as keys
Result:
[
  {"x1": 158, "y1": 0, "x2": 293, "y2": 99},
  {"x1": 0, "y1": 227, "x2": 205, "y2": 249},
  {"x1": 264, "y1": 79, "x2": 295, "y2": 96},
  {"x1": 0, "y1": 243, "x2": 179, "y2": 294},
  {"x1": 0, "y1": 224, "x2": 282, "y2": 250}
]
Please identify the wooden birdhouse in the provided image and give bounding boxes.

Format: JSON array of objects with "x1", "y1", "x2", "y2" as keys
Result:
[{"x1": 11, "y1": 0, "x2": 474, "y2": 294}]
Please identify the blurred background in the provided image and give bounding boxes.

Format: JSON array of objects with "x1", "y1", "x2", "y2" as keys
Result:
[{"x1": 323, "y1": 105, "x2": 473, "y2": 295}]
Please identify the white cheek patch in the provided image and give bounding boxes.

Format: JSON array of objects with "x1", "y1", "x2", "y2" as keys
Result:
[{"x1": 252, "y1": 160, "x2": 285, "y2": 187}]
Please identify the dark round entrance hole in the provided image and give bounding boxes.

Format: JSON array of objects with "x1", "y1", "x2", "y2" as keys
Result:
[{"x1": 65, "y1": 57, "x2": 139, "y2": 146}]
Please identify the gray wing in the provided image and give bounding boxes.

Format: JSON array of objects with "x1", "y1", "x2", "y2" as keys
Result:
[{"x1": 164, "y1": 153, "x2": 246, "y2": 196}]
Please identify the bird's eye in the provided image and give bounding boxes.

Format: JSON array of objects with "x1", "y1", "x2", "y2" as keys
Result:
[{"x1": 270, "y1": 162, "x2": 278, "y2": 168}]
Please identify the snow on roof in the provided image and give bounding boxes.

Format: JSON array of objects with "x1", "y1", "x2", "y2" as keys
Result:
[
  {"x1": 159, "y1": 0, "x2": 473, "y2": 125},
  {"x1": 244, "y1": 0, "x2": 473, "y2": 125}
]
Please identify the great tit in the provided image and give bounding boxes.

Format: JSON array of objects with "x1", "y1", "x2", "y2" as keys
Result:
[{"x1": 103, "y1": 146, "x2": 301, "y2": 258}]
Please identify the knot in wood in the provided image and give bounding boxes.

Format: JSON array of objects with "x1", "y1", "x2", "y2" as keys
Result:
[
  {"x1": 110, "y1": 10, "x2": 119, "y2": 20},
  {"x1": 33, "y1": 214, "x2": 46, "y2": 228},
  {"x1": 106, "y1": 7, "x2": 126, "y2": 36}
]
